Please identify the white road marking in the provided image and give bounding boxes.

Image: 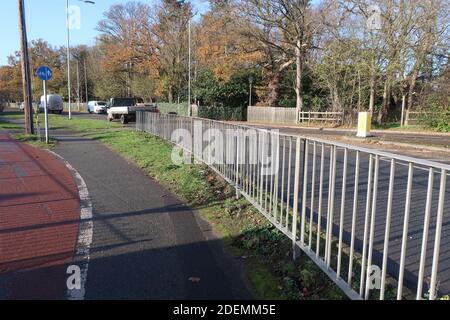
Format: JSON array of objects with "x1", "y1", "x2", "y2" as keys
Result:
[{"x1": 47, "y1": 150, "x2": 93, "y2": 300}]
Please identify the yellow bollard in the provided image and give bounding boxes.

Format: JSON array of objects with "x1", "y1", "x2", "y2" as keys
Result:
[{"x1": 357, "y1": 112, "x2": 371, "y2": 137}]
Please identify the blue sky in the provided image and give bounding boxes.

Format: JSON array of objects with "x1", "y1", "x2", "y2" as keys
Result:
[{"x1": 0, "y1": 0, "x2": 210, "y2": 66}]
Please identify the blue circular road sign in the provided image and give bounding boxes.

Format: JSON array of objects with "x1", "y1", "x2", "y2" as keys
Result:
[{"x1": 36, "y1": 65, "x2": 53, "y2": 81}]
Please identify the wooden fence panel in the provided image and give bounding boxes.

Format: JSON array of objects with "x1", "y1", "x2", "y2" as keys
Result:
[{"x1": 247, "y1": 106, "x2": 297, "y2": 124}]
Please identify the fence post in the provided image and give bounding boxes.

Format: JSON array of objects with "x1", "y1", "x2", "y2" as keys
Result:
[
  {"x1": 292, "y1": 138, "x2": 302, "y2": 260},
  {"x1": 235, "y1": 130, "x2": 240, "y2": 199}
]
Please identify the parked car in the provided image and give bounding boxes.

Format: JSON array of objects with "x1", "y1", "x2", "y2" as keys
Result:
[
  {"x1": 18, "y1": 102, "x2": 25, "y2": 111},
  {"x1": 39, "y1": 94, "x2": 63, "y2": 114},
  {"x1": 87, "y1": 101, "x2": 107, "y2": 114},
  {"x1": 106, "y1": 97, "x2": 159, "y2": 124}
]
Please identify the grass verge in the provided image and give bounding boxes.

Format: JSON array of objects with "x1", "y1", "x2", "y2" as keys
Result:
[
  {"x1": 11, "y1": 133, "x2": 57, "y2": 149},
  {"x1": 0, "y1": 121, "x2": 22, "y2": 131},
  {"x1": 86, "y1": 129, "x2": 345, "y2": 300},
  {"x1": 0, "y1": 111, "x2": 121, "y2": 132}
]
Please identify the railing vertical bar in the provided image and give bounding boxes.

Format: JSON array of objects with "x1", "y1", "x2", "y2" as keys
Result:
[
  {"x1": 285, "y1": 137, "x2": 292, "y2": 231},
  {"x1": 300, "y1": 140, "x2": 309, "y2": 246},
  {"x1": 273, "y1": 135, "x2": 280, "y2": 223},
  {"x1": 269, "y1": 134, "x2": 275, "y2": 217},
  {"x1": 324, "y1": 145, "x2": 333, "y2": 264},
  {"x1": 326, "y1": 145, "x2": 337, "y2": 267},
  {"x1": 235, "y1": 131, "x2": 239, "y2": 198},
  {"x1": 348, "y1": 151, "x2": 360, "y2": 285},
  {"x1": 248, "y1": 133, "x2": 252, "y2": 198},
  {"x1": 365, "y1": 154, "x2": 379, "y2": 299},
  {"x1": 316, "y1": 143, "x2": 325, "y2": 258},
  {"x1": 359, "y1": 154, "x2": 373, "y2": 296},
  {"x1": 254, "y1": 131, "x2": 259, "y2": 200},
  {"x1": 264, "y1": 134, "x2": 270, "y2": 212},
  {"x1": 397, "y1": 162, "x2": 414, "y2": 300},
  {"x1": 292, "y1": 137, "x2": 302, "y2": 259},
  {"x1": 337, "y1": 148, "x2": 348, "y2": 279},
  {"x1": 380, "y1": 159, "x2": 395, "y2": 300},
  {"x1": 429, "y1": 169, "x2": 447, "y2": 300},
  {"x1": 309, "y1": 141, "x2": 317, "y2": 249},
  {"x1": 259, "y1": 131, "x2": 265, "y2": 206},
  {"x1": 416, "y1": 168, "x2": 433, "y2": 300},
  {"x1": 280, "y1": 137, "x2": 286, "y2": 226}
]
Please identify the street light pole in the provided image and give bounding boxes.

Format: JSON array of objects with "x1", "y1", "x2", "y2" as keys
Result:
[
  {"x1": 249, "y1": 76, "x2": 253, "y2": 107},
  {"x1": 84, "y1": 57, "x2": 88, "y2": 103},
  {"x1": 76, "y1": 59, "x2": 80, "y2": 111},
  {"x1": 66, "y1": 0, "x2": 72, "y2": 119},
  {"x1": 188, "y1": 18, "x2": 191, "y2": 117}
]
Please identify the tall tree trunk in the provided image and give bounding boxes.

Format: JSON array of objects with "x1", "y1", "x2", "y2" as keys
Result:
[
  {"x1": 407, "y1": 68, "x2": 418, "y2": 111},
  {"x1": 358, "y1": 69, "x2": 362, "y2": 112},
  {"x1": 332, "y1": 87, "x2": 342, "y2": 112},
  {"x1": 266, "y1": 71, "x2": 281, "y2": 107},
  {"x1": 295, "y1": 39, "x2": 303, "y2": 122},
  {"x1": 377, "y1": 80, "x2": 391, "y2": 125},
  {"x1": 168, "y1": 85, "x2": 173, "y2": 103},
  {"x1": 368, "y1": 73, "x2": 375, "y2": 117},
  {"x1": 264, "y1": 59, "x2": 293, "y2": 107}
]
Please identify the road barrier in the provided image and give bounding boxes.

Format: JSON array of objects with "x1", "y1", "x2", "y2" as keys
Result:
[{"x1": 136, "y1": 111, "x2": 449, "y2": 300}]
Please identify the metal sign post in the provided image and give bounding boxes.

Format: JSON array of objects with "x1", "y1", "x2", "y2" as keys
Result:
[
  {"x1": 43, "y1": 79, "x2": 49, "y2": 143},
  {"x1": 36, "y1": 66, "x2": 53, "y2": 144}
]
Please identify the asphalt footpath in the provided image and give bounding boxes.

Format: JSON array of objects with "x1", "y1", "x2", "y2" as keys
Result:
[{"x1": 53, "y1": 134, "x2": 251, "y2": 299}]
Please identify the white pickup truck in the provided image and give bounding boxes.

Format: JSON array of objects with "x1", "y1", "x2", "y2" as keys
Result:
[{"x1": 106, "y1": 97, "x2": 159, "y2": 124}]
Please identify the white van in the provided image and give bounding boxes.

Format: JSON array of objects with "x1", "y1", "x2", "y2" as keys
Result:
[
  {"x1": 87, "y1": 101, "x2": 107, "y2": 114},
  {"x1": 39, "y1": 94, "x2": 63, "y2": 114}
]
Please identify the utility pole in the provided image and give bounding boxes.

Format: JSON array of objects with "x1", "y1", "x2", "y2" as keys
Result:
[
  {"x1": 76, "y1": 59, "x2": 80, "y2": 111},
  {"x1": 188, "y1": 18, "x2": 191, "y2": 117},
  {"x1": 66, "y1": 0, "x2": 72, "y2": 119},
  {"x1": 125, "y1": 62, "x2": 129, "y2": 97},
  {"x1": 249, "y1": 76, "x2": 253, "y2": 107},
  {"x1": 17, "y1": 0, "x2": 34, "y2": 134},
  {"x1": 84, "y1": 57, "x2": 88, "y2": 103}
]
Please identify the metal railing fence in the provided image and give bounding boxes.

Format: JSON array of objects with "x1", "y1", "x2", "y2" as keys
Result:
[{"x1": 136, "y1": 111, "x2": 449, "y2": 300}]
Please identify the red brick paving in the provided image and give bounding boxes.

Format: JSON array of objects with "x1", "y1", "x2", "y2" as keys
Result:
[{"x1": 0, "y1": 134, "x2": 80, "y2": 298}]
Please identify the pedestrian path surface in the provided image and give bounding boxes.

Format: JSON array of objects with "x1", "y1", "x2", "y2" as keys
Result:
[
  {"x1": 53, "y1": 134, "x2": 250, "y2": 299},
  {"x1": 0, "y1": 134, "x2": 80, "y2": 299}
]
